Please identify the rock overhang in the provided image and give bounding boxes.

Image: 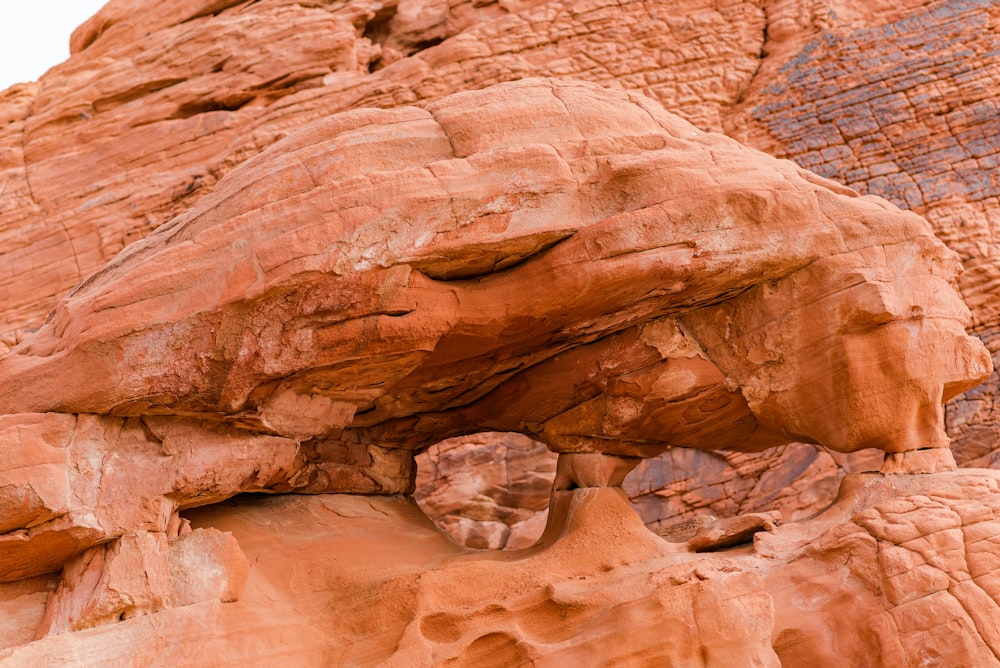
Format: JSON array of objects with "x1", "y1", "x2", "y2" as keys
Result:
[{"x1": 0, "y1": 78, "x2": 990, "y2": 464}]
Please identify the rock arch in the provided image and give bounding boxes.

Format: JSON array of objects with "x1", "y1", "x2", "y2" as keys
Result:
[
  {"x1": 1, "y1": 79, "x2": 989, "y2": 459},
  {"x1": 0, "y1": 77, "x2": 990, "y2": 589}
]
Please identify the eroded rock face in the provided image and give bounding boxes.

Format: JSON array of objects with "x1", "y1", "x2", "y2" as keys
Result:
[
  {"x1": 0, "y1": 0, "x2": 768, "y2": 344},
  {"x1": 0, "y1": 83, "x2": 988, "y2": 586},
  {"x1": 720, "y1": 0, "x2": 1000, "y2": 492},
  {"x1": 0, "y1": 79, "x2": 988, "y2": 465},
  {"x1": 414, "y1": 433, "x2": 555, "y2": 550},
  {"x1": 1, "y1": 0, "x2": 998, "y2": 533},
  {"x1": 1, "y1": 0, "x2": 999, "y2": 664},
  {"x1": 6, "y1": 470, "x2": 1000, "y2": 666}
]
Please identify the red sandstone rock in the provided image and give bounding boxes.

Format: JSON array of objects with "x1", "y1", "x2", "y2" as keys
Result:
[
  {"x1": 0, "y1": 0, "x2": 996, "y2": 528},
  {"x1": 0, "y1": 0, "x2": 999, "y2": 664},
  {"x1": 0, "y1": 410, "x2": 416, "y2": 585},
  {"x1": 0, "y1": 0, "x2": 765, "y2": 343},
  {"x1": 0, "y1": 80, "x2": 986, "y2": 463},
  {"x1": 721, "y1": 0, "x2": 1000, "y2": 481},
  {"x1": 687, "y1": 510, "x2": 781, "y2": 552},
  {"x1": 414, "y1": 433, "x2": 555, "y2": 549},
  {"x1": 5, "y1": 470, "x2": 1000, "y2": 665}
]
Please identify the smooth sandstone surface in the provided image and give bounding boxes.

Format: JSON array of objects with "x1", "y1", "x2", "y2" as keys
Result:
[
  {"x1": 0, "y1": 0, "x2": 999, "y2": 664},
  {"x1": 415, "y1": 432, "x2": 555, "y2": 550},
  {"x1": 7, "y1": 471, "x2": 1000, "y2": 666}
]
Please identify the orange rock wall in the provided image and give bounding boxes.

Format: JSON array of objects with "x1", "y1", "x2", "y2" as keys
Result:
[
  {"x1": 724, "y1": 0, "x2": 1000, "y2": 483},
  {"x1": 1, "y1": 0, "x2": 999, "y2": 664},
  {"x1": 1, "y1": 0, "x2": 997, "y2": 526}
]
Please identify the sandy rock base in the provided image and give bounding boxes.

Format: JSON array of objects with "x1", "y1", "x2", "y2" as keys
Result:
[{"x1": 5, "y1": 468, "x2": 1000, "y2": 666}]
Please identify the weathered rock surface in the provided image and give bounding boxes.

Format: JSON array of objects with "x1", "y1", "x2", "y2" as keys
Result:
[
  {"x1": 0, "y1": 0, "x2": 767, "y2": 343},
  {"x1": 0, "y1": 79, "x2": 987, "y2": 461},
  {"x1": 414, "y1": 432, "x2": 555, "y2": 550},
  {"x1": 6, "y1": 470, "x2": 1000, "y2": 666},
  {"x1": 0, "y1": 0, "x2": 997, "y2": 529},
  {"x1": 1, "y1": 0, "x2": 999, "y2": 664},
  {"x1": 0, "y1": 81, "x2": 988, "y2": 583},
  {"x1": 722, "y1": 0, "x2": 1000, "y2": 498}
]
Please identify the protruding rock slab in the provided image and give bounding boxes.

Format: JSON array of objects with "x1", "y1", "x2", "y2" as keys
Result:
[
  {"x1": 0, "y1": 80, "x2": 988, "y2": 466},
  {"x1": 0, "y1": 413, "x2": 408, "y2": 583},
  {"x1": 1, "y1": 0, "x2": 999, "y2": 570},
  {"x1": 687, "y1": 511, "x2": 781, "y2": 552},
  {"x1": 35, "y1": 531, "x2": 171, "y2": 637}
]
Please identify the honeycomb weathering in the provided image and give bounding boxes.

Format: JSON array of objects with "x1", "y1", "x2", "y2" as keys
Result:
[{"x1": 2, "y1": 0, "x2": 1000, "y2": 664}]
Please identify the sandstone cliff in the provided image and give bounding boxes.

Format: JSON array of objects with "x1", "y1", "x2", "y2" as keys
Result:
[{"x1": 1, "y1": 0, "x2": 999, "y2": 665}]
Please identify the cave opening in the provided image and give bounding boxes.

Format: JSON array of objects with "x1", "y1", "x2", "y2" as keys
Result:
[{"x1": 411, "y1": 435, "x2": 861, "y2": 553}]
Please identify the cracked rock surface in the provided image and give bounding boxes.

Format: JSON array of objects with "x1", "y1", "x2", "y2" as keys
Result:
[
  {"x1": 1, "y1": 0, "x2": 999, "y2": 664},
  {"x1": 0, "y1": 0, "x2": 997, "y2": 532}
]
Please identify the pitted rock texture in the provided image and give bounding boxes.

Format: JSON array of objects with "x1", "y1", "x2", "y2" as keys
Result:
[
  {"x1": 721, "y1": 0, "x2": 1000, "y2": 483},
  {"x1": 6, "y1": 471, "x2": 1000, "y2": 665},
  {"x1": 0, "y1": 0, "x2": 999, "y2": 663},
  {"x1": 1, "y1": 0, "x2": 998, "y2": 532}
]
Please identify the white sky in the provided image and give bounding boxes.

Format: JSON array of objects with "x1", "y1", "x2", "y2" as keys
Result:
[{"x1": 0, "y1": 2, "x2": 110, "y2": 90}]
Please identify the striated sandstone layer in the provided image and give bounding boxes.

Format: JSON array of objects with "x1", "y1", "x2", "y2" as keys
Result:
[
  {"x1": 0, "y1": 73, "x2": 995, "y2": 664},
  {"x1": 5, "y1": 77, "x2": 985, "y2": 572},
  {"x1": 0, "y1": 79, "x2": 987, "y2": 460},
  {"x1": 0, "y1": 0, "x2": 997, "y2": 528},
  {"x1": 0, "y1": 0, "x2": 768, "y2": 343},
  {"x1": 1, "y1": 0, "x2": 999, "y2": 664}
]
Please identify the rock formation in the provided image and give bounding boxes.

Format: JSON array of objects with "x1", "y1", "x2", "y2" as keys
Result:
[
  {"x1": 1, "y1": 0, "x2": 999, "y2": 665},
  {"x1": 415, "y1": 432, "x2": 554, "y2": 550}
]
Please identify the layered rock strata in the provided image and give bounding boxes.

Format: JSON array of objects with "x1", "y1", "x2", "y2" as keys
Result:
[
  {"x1": 0, "y1": 80, "x2": 987, "y2": 460},
  {"x1": 1, "y1": 0, "x2": 999, "y2": 529},
  {"x1": 0, "y1": 0, "x2": 999, "y2": 663},
  {"x1": 0, "y1": 76, "x2": 995, "y2": 663},
  {"x1": 6, "y1": 468, "x2": 1000, "y2": 666}
]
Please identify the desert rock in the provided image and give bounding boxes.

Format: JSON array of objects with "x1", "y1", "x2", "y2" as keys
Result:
[
  {"x1": 0, "y1": 0, "x2": 999, "y2": 664},
  {"x1": 0, "y1": 80, "x2": 987, "y2": 466},
  {"x1": 0, "y1": 0, "x2": 997, "y2": 524},
  {"x1": 5, "y1": 470, "x2": 1000, "y2": 665}
]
